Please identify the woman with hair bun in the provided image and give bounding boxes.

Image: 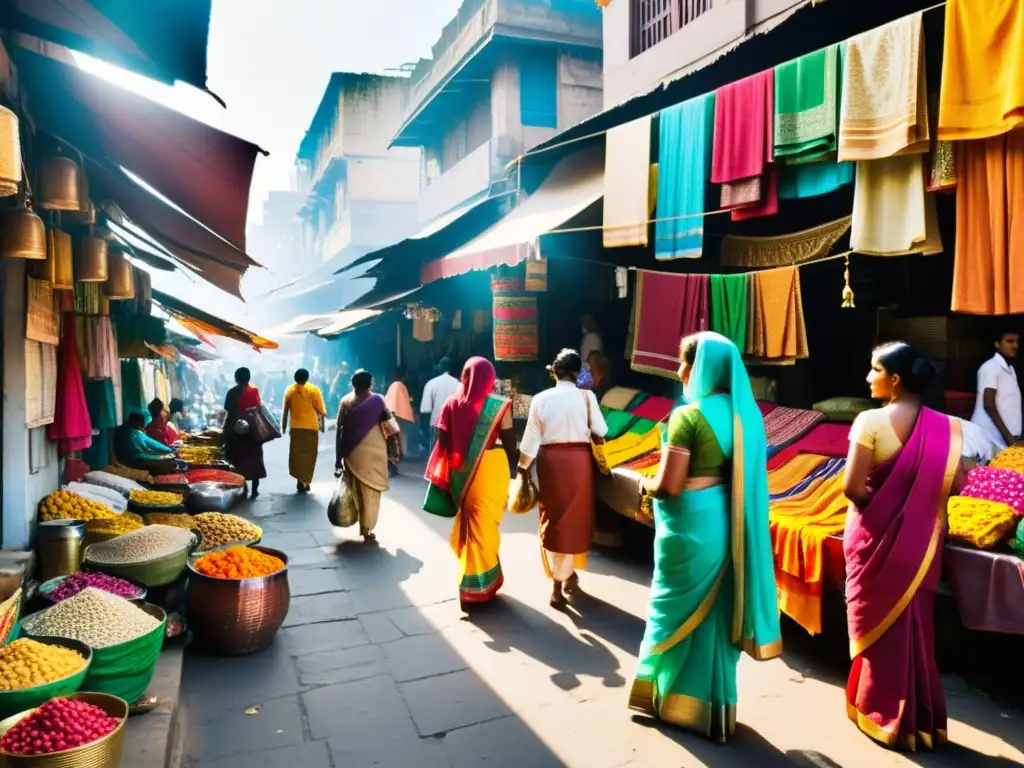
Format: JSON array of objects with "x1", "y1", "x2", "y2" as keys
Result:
[{"x1": 843, "y1": 341, "x2": 965, "y2": 751}]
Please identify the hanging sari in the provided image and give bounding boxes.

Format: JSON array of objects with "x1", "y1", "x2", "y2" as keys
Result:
[
  {"x1": 630, "y1": 333, "x2": 781, "y2": 742},
  {"x1": 425, "y1": 358, "x2": 512, "y2": 604},
  {"x1": 845, "y1": 409, "x2": 962, "y2": 751}
]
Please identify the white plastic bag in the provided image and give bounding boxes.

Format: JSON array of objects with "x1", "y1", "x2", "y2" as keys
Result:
[{"x1": 327, "y1": 473, "x2": 360, "y2": 528}]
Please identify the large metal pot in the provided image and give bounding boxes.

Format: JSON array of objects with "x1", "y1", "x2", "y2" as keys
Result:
[
  {"x1": 186, "y1": 546, "x2": 289, "y2": 656},
  {"x1": 187, "y1": 482, "x2": 244, "y2": 513}
]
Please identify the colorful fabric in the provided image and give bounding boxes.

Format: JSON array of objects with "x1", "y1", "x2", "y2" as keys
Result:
[
  {"x1": 838, "y1": 13, "x2": 929, "y2": 161},
  {"x1": 655, "y1": 93, "x2": 715, "y2": 260},
  {"x1": 712, "y1": 70, "x2": 775, "y2": 221},
  {"x1": 288, "y1": 428, "x2": 319, "y2": 486},
  {"x1": 600, "y1": 387, "x2": 643, "y2": 411},
  {"x1": 48, "y1": 314, "x2": 92, "y2": 454},
  {"x1": 385, "y1": 381, "x2": 415, "y2": 423},
  {"x1": 631, "y1": 270, "x2": 709, "y2": 377},
  {"x1": 338, "y1": 393, "x2": 388, "y2": 460},
  {"x1": 763, "y1": 407, "x2": 824, "y2": 449},
  {"x1": 947, "y1": 496, "x2": 1019, "y2": 550},
  {"x1": 428, "y1": 358, "x2": 497, "y2": 482},
  {"x1": 774, "y1": 44, "x2": 842, "y2": 163},
  {"x1": 952, "y1": 131, "x2": 1024, "y2": 315},
  {"x1": 844, "y1": 409, "x2": 961, "y2": 750},
  {"x1": 283, "y1": 382, "x2": 327, "y2": 432},
  {"x1": 770, "y1": 457, "x2": 845, "y2": 502},
  {"x1": 766, "y1": 423, "x2": 852, "y2": 471},
  {"x1": 960, "y1": 465, "x2": 1024, "y2": 513},
  {"x1": 938, "y1": 0, "x2": 1024, "y2": 141},
  {"x1": 492, "y1": 291, "x2": 538, "y2": 362},
  {"x1": 602, "y1": 427, "x2": 662, "y2": 470},
  {"x1": 731, "y1": 165, "x2": 778, "y2": 222},
  {"x1": 601, "y1": 408, "x2": 659, "y2": 441},
  {"x1": 720, "y1": 215, "x2": 851, "y2": 269},
  {"x1": 119, "y1": 360, "x2": 146, "y2": 419},
  {"x1": 767, "y1": 454, "x2": 829, "y2": 497},
  {"x1": 630, "y1": 396, "x2": 675, "y2": 423},
  {"x1": 603, "y1": 115, "x2": 652, "y2": 248},
  {"x1": 748, "y1": 267, "x2": 810, "y2": 364},
  {"x1": 851, "y1": 156, "x2": 942, "y2": 256},
  {"x1": 667, "y1": 402, "x2": 729, "y2": 478},
  {"x1": 988, "y1": 445, "x2": 1024, "y2": 472},
  {"x1": 779, "y1": 161, "x2": 854, "y2": 200},
  {"x1": 709, "y1": 274, "x2": 748, "y2": 351},
  {"x1": 451, "y1": 446, "x2": 508, "y2": 603}
]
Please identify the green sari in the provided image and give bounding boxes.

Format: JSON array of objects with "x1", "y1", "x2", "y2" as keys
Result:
[{"x1": 630, "y1": 332, "x2": 781, "y2": 742}]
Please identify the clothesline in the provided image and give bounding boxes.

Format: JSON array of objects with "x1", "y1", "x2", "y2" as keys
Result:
[
  {"x1": 549, "y1": 249, "x2": 853, "y2": 273},
  {"x1": 510, "y1": 0, "x2": 950, "y2": 168}
]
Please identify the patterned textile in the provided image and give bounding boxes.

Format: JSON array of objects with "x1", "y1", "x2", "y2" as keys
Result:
[
  {"x1": 747, "y1": 267, "x2": 809, "y2": 365},
  {"x1": 720, "y1": 216, "x2": 851, "y2": 268},
  {"x1": 492, "y1": 291, "x2": 538, "y2": 362},
  {"x1": 989, "y1": 445, "x2": 1024, "y2": 473},
  {"x1": 947, "y1": 497, "x2": 1019, "y2": 550},
  {"x1": 763, "y1": 407, "x2": 825, "y2": 449},
  {"x1": 774, "y1": 43, "x2": 843, "y2": 163},
  {"x1": 770, "y1": 457, "x2": 845, "y2": 502},
  {"x1": 961, "y1": 465, "x2": 1024, "y2": 513},
  {"x1": 927, "y1": 140, "x2": 957, "y2": 191},
  {"x1": 766, "y1": 423, "x2": 852, "y2": 471},
  {"x1": 602, "y1": 427, "x2": 662, "y2": 470}
]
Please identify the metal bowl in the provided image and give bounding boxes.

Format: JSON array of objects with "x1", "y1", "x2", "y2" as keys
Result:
[
  {"x1": 0, "y1": 691, "x2": 127, "y2": 767},
  {"x1": 186, "y1": 546, "x2": 290, "y2": 656},
  {"x1": 187, "y1": 482, "x2": 245, "y2": 513}
]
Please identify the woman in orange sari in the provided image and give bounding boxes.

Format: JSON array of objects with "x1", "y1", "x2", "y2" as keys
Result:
[{"x1": 843, "y1": 342, "x2": 964, "y2": 751}]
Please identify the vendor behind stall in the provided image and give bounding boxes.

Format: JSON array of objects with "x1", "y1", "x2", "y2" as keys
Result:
[
  {"x1": 146, "y1": 399, "x2": 181, "y2": 447},
  {"x1": 115, "y1": 410, "x2": 177, "y2": 470},
  {"x1": 971, "y1": 329, "x2": 1021, "y2": 449}
]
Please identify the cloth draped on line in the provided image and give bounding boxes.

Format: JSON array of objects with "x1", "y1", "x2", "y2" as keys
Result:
[
  {"x1": 81, "y1": 379, "x2": 118, "y2": 470},
  {"x1": 340, "y1": 393, "x2": 392, "y2": 536},
  {"x1": 845, "y1": 409, "x2": 961, "y2": 750},
  {"x1": 48, "y1": 314, "x2": 92, "y2": 454},
  {"x1": 745, "y1": 267, "x2": 809, "y2": 365},
  {"x1": 762, "y1": 407, "x2": 824, "y2": 451},
  {"x1": 631, "y1": 271, "x2": 709, "y2": 377},
  {"x1": 938, "y1": 0, "x2": 1024, "y2": 141},
  {"x1": 75, "y1": 316, "x2": 118, "y2": 380},
  {"x1": 119, "y1": 360, "x2": 146, "y2": 418},
  {"x1": 779, "y1": 161, "x2": 854, "y2": 200},
  {"x1": 719, "y1": 216, "x2": 851, "y2": 268},
  {"x1": 952, "y1": 131, "x2": 1024, "y2": 315},
  {"x1": 766, "y1": 422, "x2": 852, "y2": 471},
  {"x1": 493, "y1": 291, "x2": 538, "y2": 362},
  {"x1": 655, "y1": 93, "x2": 715, "y2": 260},
  {"x1": 630, "y1": 334, "x2": 781, "y2": 741},
  {"x1": 712, "y1": 70, "x2": 777, "y2": 221},
  {"x1": 838, "y1": 13, "x2": 929, "y2": 161},
  {"x1": 774, "y1": 44, "x2": 843, "y2": 163},
  {"x1": 709, "y1": 274, "x2": 748, "y2": 351},
  {"x1": 604, "y1": 115, "x2": 652, "y2": 248},
  {"x1": 927, "y1": 140, "x2": 957, "y2": 192},
  {"x1": 851, "y1": 155, "x2": 942, "y2": 256}
]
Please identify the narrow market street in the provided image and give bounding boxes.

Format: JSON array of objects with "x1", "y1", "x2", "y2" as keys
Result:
[{"x1": 179, "y1": 437, "x2": 1024, "y2": 768}]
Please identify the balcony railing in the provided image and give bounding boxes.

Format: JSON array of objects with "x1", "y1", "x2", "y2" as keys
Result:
[{"x1": 631, "y1": 0, "x2": 712, "y2": 57}]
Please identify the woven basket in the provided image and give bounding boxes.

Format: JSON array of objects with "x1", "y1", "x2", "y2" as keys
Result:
[
  {"x1": 0, "y1": 692, "x2": 127, "y2": 768},
  {"x1": 0, "y1": 107, "x2": 20, "y2": 198},
  {"x1": 0, "y1": 638, "x2": 92, "y2": 719},
  {"x1": 186, "y1": 546, "x2": 289, "y2": 656}
]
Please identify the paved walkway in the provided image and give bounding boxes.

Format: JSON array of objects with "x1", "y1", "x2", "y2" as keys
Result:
[{"x1": 180, "y1": 437, "x2": 1024, "y2": 768}]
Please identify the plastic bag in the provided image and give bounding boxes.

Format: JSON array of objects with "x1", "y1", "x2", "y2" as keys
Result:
[
  {"x1": 327, "y1": 473, "x2": 359, "y2": 528},
  {"x1": 508, "y1": 471, "x2": 538, "y2": 515}
]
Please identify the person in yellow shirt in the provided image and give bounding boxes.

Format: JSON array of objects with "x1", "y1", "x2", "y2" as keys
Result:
[{"x1": 282, "y1": 368, "x2": 327, "y2": 493}]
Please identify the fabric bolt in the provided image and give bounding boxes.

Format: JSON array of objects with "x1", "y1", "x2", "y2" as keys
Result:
[
  {"x1": 763, "y1": 407, "x2": 824, "y2": 450},
  {"x1": 720, "y1": 216, "x2": 851, "y2": 268},
  {"x1": 493, "y1": 291, "x2": 538, "y2": 362},
  {"x1": 767, "y1": 453, "x2": 828, "y2": 496},
  {"x1": 48, "y1": 314, "x2": 93, "y2": 454},
  {"x1": 766, "y1": 422, "x2": 853, "y2": 471},
  {"x1": 749, "y1": 267, "x2": 809, "y2": 364},
  {"x1": 770, "y1": 457, "x2": 845, "y2": 502},
  {"x1": 604, "y1": 115, "x2": 652, "y2": 248},
  {"x1": 655, "y1": 93, "x2": 716, "y2": 260},
  {"x1": 952, "y1": 131, "x2": 1024, "y2": 315},
  {"x1": 779, "y1": 161, "x2": 854, "y2": 200},
  {"x1": 938, "y1": 0, "x2": 1024, "y2": 141},
  {"x1": 631, "y1": 271, "x2": 710, "y2": 377},
  {"x1": 838, "y1": 13, "x2": 929, "y2": 161},
  {"x1": 601, "y1": 408, "x2": 659, "y2": 441},
  {"x1": 709, "y1": 274, "x2": 749, "y2": 351},
  {"x1": 989, "y1": 445, "x2": 1024, "y2": 472},
  {"x1": 851, "y1": 155, "x2": 942, "y2": 256},
  {"x1": 774, "y1": 44, "x2": 843, "y2": 163},
  {"x1": 601, "y1": 428, "x2": 662, "y2": 470}
]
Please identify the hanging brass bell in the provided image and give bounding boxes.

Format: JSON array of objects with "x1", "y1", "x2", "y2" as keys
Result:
[
  {"x1": 105, "y1": 251, "x2": 135, "y2": 299},
  {"x1": 1, "y1": 201, "x2": 46, "y2": 259},
  {"x1": 0, "y1": 106, "x2": 21, "y2": 198},
  {"x1": 76, "y1": 233, "x2": 108, "y2": 281},
  {"x1": 41, "y1": 228, "x2": 74, "y2": 288},
  {"x1": 37, "y1": 151, "x2": 82, "y2": 211}
]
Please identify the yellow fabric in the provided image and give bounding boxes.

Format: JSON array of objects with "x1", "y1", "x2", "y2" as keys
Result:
[
  {"x1": 849, "y1": 409, "x2": 904, "y2": 465},
  {"x1": 938, "y1": 0, "x2": 1024, "y2": 141},
  {"x1": 451, "y1": 449, "x2": 508, "y2": 589},
  {"x1": 947, "y1": 496, "x2": 1019, "y2": 549},
  {"x1": 283, "y1": 383, "x2": 327, "y2": 431},
  {"x1": 288, "y1": 429, "x2": 319, "y2": 485},
  {"x1": 749, "y1": 266, "x2": 808, "y2": 364},
  {"x1": 602, "y1": 427, "x2": 662, "y2": 469},
  {"x1": 769, "y1": 473, "x2": 849, "y2": 635},
  {"x1": 851, "y1": 155, "x2": 942, "y2": 256},
  {"x1": 767, "y1": 454, "x2": 828, "y2": 496},
  {"x1": 990, "y1": 445, "x2": 1024, "y2": 472}
]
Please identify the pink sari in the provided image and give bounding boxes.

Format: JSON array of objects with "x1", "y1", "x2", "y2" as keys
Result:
[{"x1": 844, "y1": 408, "x2": 962, "y2": 751}]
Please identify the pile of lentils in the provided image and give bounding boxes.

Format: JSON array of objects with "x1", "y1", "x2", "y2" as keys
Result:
[
  {"x1": 86, "y1": 524, "x2": 194, "y2": 565},
  {"x1": 23, "y1": 588, "x2": 160, "y2": 648}
]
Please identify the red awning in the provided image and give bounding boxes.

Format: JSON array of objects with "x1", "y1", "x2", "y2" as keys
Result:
[{"x1": 17, "y1": 46, "x2": 265, "y2": 250}]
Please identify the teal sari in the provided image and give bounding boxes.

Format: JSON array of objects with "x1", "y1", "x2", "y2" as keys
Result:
[{"x1": 630, "y1": 332, "x2": 781, "y2": 741}]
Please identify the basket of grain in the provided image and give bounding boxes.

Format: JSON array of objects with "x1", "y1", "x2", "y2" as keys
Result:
[
  {"x1": 0, "y1": 638, "x2": 92, "y2": 719},
  {"x1": 83, "y1": 525, "x2": 197, "y2": 588},
  {"x1": 186, "y1": 546, "x2": 289, "y2": 656},
  {"x1": 0, "y1": 691, "x2": 128, "y2": 767},
  {"x1": 20, "y1": 590, "x2": 166, "y2": 704}
]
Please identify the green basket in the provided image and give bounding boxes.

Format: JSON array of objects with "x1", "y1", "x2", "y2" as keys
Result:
[
  {"x1": 0, "y1": 637, "x2": 92, "y2": 719},
  {"x1": 82, "y1": 603, "x2": 166, "y2": 703},
  {"x1": 83, "y1": 533, "x2": 198, "y2": 588}
]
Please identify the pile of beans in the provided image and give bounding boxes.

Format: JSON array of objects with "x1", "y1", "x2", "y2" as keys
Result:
[
  {"x1": 0, "y1": 698, "x2": 120, "y2": 755},
  {"x1": 86, "y1": 524, "x2": 194, "y2": 565},
  {"x1": 0, "y1": 639, "x2": 86, "y2": 691},
  {"x1": 23, "y1": 589, "x2": 160, "y2": 648},
  {"x1": 48, "y1": 572, "x2": 143, "y2": 602},
  {"x1": 194, "y1": 513, "x2": 262, "y2": 551}
]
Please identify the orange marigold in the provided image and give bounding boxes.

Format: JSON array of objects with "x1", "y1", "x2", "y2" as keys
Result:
[{"x1": 194, "y1": 546, "x2": 285, "y2": 579}]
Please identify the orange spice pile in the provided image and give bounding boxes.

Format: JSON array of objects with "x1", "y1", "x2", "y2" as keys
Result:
[{"x1": 193, "y1": 546, "x2": 285, "y2": 580}]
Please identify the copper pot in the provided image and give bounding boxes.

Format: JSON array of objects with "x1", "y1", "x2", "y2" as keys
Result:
[
  {"x1": 186, "y1": 546, "x2": 290, "y2": 656},
  {"x1": 75, "y1": 234, "x2": 108, "y2": 281},
  {"x1": 104, "y1": 251, "x2": 135, "y2": 299},
  {"x1": 1, "y1": 203, "x2": 46, "y2": 259},
  {"x1": 37, "y1": 154, "x2": 81, "y2": 211},
  {"x1": 0, "y1": 106, "x2": 21, "y2": 198}
]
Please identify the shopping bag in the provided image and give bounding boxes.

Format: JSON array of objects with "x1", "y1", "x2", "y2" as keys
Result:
[
  {"x1": 244, "y1": 404, "x2": 282, "y2": 445},
  {"x1": 423, "y1": 482, "x2": 457, "y2": 518},
  {"x1": 327, "y1": 473, "x2": 359, "y2": 528}
]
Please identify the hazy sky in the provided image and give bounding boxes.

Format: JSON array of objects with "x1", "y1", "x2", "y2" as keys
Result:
[{"x1": 76, "y1": 0, "x2": 463, "y2": 324}]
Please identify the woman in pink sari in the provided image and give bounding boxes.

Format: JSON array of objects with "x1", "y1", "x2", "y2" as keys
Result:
[{"x1": 843, "y1": 342, "x2": 964, "y2": 751}]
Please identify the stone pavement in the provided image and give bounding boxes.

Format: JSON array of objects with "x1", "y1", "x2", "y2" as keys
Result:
[{"x1": 180, "y1": 437, "x2": 1024, "y2": 768}]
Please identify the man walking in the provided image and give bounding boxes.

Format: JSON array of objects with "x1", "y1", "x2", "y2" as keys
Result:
[
  {"x1": 972, "y1": 329, "x2": 1021, "y2": 449},
  {"x1": 420, "y1": 357, "x2": 459, "y2": 451}
]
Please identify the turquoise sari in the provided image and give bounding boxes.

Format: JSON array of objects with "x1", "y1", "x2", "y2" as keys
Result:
[{"x1": 630, "y1": 332, "x2": 781, "y2": 741}]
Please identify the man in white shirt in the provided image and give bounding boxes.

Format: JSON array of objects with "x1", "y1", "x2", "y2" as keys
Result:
[
  {"x1": 971, "y1": 330, "x2": 1021, "y2": 449},
  {"x1": 420, "y1": 357, "x2": 460, "y2": 449}
]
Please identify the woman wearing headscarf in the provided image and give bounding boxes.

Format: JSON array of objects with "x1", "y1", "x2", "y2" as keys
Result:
[
  {"x1": 223, "y1": 367, "x2": 267, "y2": 500},
  {"x1": 145, "y1": 399, "x2": 180, "y2": 447},
  {"x1": 517, "y1": 350, "x2": 608, "y2": 608},
  {"x1": 629, "y1": 332, "x2": 781, "y2": 742},
  {"x1": 336, "y1": 370, "x2": 397, "y2": 543},
  {"x1": 424, "y1": 358, "x2": 517, "y2": 607}
]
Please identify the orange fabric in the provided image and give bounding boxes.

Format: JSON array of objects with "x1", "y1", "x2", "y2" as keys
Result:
[
  {"x1": 767, "y1": 453, "x2": 827, "y2": 496},
  {"x1": 769, "y1": 473, "x2": 850, "y2": 635},
  {"x1": 750, "y1": 266, "x2": 808, "y2": 364},
  {"x1": 952, "y1": 132, "x2": 1024, "y2": 315}
]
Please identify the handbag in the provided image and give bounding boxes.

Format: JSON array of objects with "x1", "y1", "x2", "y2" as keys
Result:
[
  {"x1": 327, "y1": 472, "x2": 360, "y2": 528},
  {"x1": 244, "y1": 404, "x2": 282, "y2": 445},
  {"x1": 423, "y1": 481, "x2": 457, "y2": 518},
  {"x1": 583, "y1": 391, "x2": 609, "y2": 474},
  {"x1": 508, "y1": 470, "x2": 539, "y2": 514}
]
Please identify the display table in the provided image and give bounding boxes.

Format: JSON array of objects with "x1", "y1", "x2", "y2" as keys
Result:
[{"x1": 943, "y1": 545, "x2": 1024, "y2": 635}]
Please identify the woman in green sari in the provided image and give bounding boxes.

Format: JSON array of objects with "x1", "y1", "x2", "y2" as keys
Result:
[{"x1": 630, "y1": 332, "x2": 781, "y2": 742}]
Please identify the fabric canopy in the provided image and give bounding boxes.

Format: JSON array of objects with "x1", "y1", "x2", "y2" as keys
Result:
[
  {"x1": 17, "y1": 47, "x2": 265, "y2": 250},
  {"x1": 261, "y1": 311, "x2": 381, "y2": 338},
  {"x1": 420, "y1": 147, "x2": 604, "y2": 284},
  {"x1": 313, "y1": 310, "x2": 385, "y2": 338},
  {"x1": 2, "y1": 0, "x2": 213, "y2": 90},
  {"x1": 152, "y1": 290, "x2": 278, "y2": 351}
]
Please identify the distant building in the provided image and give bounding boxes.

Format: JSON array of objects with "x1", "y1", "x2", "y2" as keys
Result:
[{"x1": 243, "y1": 191, "x2": 304, "y2": 300}]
